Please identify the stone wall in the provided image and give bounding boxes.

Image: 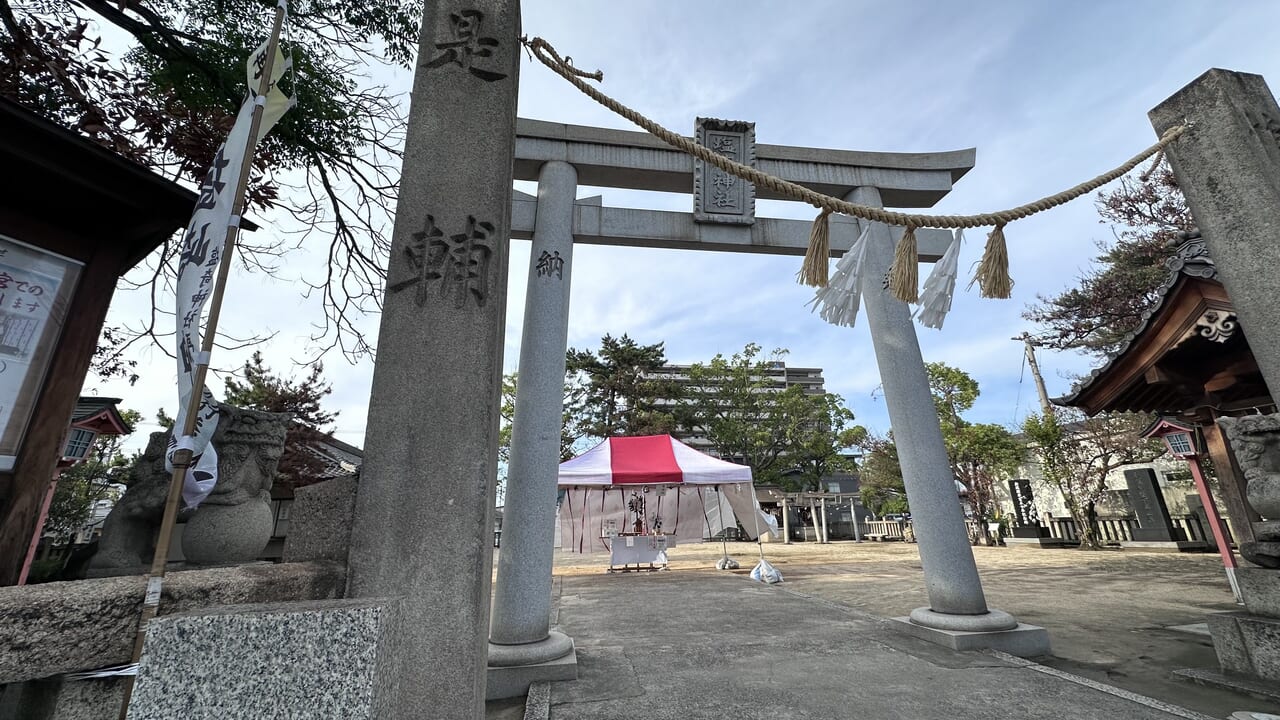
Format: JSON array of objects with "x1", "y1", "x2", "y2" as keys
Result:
[{"x1": 0, "y1": 561, "x2": 345, "y2": 684}]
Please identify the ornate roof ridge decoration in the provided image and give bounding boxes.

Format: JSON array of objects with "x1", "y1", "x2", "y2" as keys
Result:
[
  {"x1": 1186, "y1": 308, "x2": 1238, "y2": 344},
  {"x1": 1164, "y1": 229, "x2": 1217, "y2": 280},
  {"x1": 1167, "y1": 230, "x2": 1236, "y2": 344},
  {"x1": 1055, "y1": 227, "x2": 1231, "y2": 408}
]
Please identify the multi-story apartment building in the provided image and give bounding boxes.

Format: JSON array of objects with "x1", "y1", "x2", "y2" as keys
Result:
[{"x1": 646, "y1": 360, "x2": 827, "y2": 455}]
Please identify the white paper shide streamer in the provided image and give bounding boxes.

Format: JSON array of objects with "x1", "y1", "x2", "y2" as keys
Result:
[
  {"x1": 168, "y1": 34, "x2": 294, "y2": 508},
  {"x1": 914, "y1": 228, "x2": 964, "y2": 330},
  {"x1": 808, "y1": 223, "x2": 873, "y2": 328}
]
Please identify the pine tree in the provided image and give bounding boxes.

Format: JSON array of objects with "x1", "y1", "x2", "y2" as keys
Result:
[
  {"x1": 565, "y1": 334, "x2": 681, "y2": 439},
  {"x1": 223, "y1": 351, "x2": 337, "y2": 488}
]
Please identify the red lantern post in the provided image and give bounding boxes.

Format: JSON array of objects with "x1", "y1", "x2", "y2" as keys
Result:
[{"x1": 1144, "y1": 418, "x2": 1240, "y2": 602}]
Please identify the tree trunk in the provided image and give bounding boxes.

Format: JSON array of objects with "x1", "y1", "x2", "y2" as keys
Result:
[
  {"x1": 970, "y1": 494, "x2": 991, "y2": 546},
  {"x1": 1072, "y1": 505, "x2": 1105, "y2": 550}
]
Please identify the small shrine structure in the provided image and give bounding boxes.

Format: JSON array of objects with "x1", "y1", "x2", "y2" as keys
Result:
[{"x1": 1058, "y1": 230, "x2": 1271, "y2": 546}]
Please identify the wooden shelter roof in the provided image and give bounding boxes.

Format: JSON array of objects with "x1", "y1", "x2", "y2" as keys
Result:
[
  {"x1": 1057, "y1": 232, "x2": 1270, "y2": 418},
  {"x1": 0, "y1": 98, "x2": 254, "y2": 270}
]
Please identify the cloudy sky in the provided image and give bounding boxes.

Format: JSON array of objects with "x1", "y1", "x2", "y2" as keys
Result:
[{"x1": 95, "y1": 0, "x2": 1280, "y2": 453}]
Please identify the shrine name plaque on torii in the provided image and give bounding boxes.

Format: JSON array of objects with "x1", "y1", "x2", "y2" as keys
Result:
[{"x1": 488, "y1": 116, "x2": 1048, "y2": 700}]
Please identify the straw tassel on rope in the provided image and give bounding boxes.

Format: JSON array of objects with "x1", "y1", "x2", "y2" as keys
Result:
[
  {"x1": 798, "y1": 208, "x2": 833, "y2": 287},
  {"x1": 887, "y1": 225, "x2": 919, "y2": 303},
  {"x1": 972, "y1": 224, "x2": 1013, "y2": 299}
]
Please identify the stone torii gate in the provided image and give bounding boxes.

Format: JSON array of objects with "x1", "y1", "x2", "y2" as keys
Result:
[
  {"x1": 348, "y1": 3, "x2": 1043, "y2": 716},
  {"x1": 486, "y1": 119, "x2": 1049, "y2": 697}
]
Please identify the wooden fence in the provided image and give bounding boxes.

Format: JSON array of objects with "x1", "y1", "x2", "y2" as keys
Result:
[
  {"x1": 1043, "y1": 514, "x2": 1228, "y2": 546},
  {"x1": 845, "y1": 514, "x2": 1231, "y2": 548},
  {"x1": 861, "y1": 520, "x2": 905, "y2": 540}
]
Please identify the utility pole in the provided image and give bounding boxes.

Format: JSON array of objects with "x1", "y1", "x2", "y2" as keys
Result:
[{"x1": 1016, "y1": 333, "x2": 1055, "y2": 417}]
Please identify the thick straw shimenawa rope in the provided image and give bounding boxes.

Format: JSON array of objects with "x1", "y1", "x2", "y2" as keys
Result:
[{"x1": 523, "y1": 37, "x2": 1189, "y2": 298}]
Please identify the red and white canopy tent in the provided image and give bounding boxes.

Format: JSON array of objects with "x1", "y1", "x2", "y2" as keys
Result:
[{"x1": 557, "y1": 435, "x2": 777, "y2": 554}]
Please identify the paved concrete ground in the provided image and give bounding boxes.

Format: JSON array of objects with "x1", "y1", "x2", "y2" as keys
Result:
[{"x1": 533, "y1": 540, "x2": 1280, "y2": 719}]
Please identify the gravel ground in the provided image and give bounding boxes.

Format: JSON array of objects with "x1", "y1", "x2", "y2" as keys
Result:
[{"x1": 551, "y1": 539, "x2": 1280, "y2": 717}]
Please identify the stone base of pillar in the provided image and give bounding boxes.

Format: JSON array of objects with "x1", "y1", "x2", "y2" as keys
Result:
[
  {"x1": 130, "y1": 599, "x2": 399, "y2": 718},
  {"x1": 891, "y1": 608, "x2": 1050, "y2": 657},
  {"x1": 488, "y1": 629, "x2": 574, "y2": 666},
  {"x1": 1173, "y1": 666, "x2": 1280, "y2": 703},
  {"x1": 909, "y1": 607, "x2": 1018, "y2": 632},
  {"x1": 1206, "y1": 611, "x2": 1280, "y2": 683},
  {"x1": 1237, "y1": 567, "x2": 1280, "y2": 617},
  {"x1": 485, "y1": 632, "x2": 577, "y2": 700},
  {"x1": 1119, "y1": 540, "x2": 1209, "y2": 552}
]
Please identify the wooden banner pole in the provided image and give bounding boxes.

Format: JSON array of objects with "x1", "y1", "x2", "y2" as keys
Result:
[{"x1": 116, "y1": 6, "x2": 286, "y2": 718}]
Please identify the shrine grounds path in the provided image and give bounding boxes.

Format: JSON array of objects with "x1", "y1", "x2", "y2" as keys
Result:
[{"x1": 487, "y1": 541, "x2": 1280, "y2": 719}]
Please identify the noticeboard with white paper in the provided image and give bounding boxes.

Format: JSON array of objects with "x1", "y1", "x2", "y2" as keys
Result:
[{"x1": 0, "y1": 235, "x2": 81, "y2": 470}]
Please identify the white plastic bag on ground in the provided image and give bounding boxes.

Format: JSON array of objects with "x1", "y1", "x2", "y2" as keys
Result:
[
  {"x1": 715, "y1": 556, "x2": 740, "y2": 570},
  {"x1": 750, "y1": 558, "x2": 783, "y2": 584}
]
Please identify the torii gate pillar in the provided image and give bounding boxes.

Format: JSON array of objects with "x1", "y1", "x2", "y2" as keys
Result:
[
  {"x1": 848, "y1": 186, "x2": 1050, "y2": 656},
  {"x1": 487, "y1": 160, "x2": 579, "y2": 698}
]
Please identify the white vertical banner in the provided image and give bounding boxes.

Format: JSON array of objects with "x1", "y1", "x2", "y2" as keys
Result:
[
  {"x1": 248, "y1": 36, "x2": 297, "y2": 141},
  {"x1": 168, "y1": 28, "x2": 293, "y2": 508}
]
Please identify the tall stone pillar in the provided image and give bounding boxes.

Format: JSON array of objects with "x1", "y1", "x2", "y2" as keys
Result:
[
  {"x1": 1150, "y1": 69, "x2": 1280, "y2": 395},
  {"x1": 345, "y1": 2, "x2": 519, "y2": 717},
  {"x1": 487, "y1": 160, "x2": 578, "y2": 697},
  {"x1": 848, "y1": 186, "x2": 1048, "y2": 655}
]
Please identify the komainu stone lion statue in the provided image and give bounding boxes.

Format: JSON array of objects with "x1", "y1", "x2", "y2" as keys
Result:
[
  {"x1": 89, "y1": 405, "x2": 289, "y2": 576},
  {"x1": 1219, "y1": 414, "x2": 1280, "y2": 569}
]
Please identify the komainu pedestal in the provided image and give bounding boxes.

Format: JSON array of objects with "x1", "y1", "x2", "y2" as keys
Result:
[{"x1": 1199, "y1": 414, "x2": 1280, "y2": 689}]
